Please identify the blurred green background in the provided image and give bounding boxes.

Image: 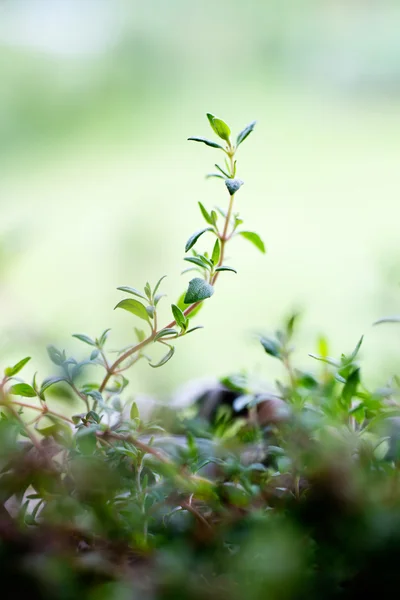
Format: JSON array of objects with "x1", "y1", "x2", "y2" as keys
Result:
[{"x1": 1, "y1": 0, "x2": 400, "y2": 398}]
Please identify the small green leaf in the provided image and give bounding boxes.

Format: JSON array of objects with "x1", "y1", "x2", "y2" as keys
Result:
[
  {"x1": 130, "y1": 402, "x2": 139, "y2": 420},
  {"x1": 154, "y1": 328, "x2": 178, "y2": 341},
  {"x1": 236, "y1": 120, "x2": 257, "y2": 147},
  {"x1": 115, "y1": 299, "x2": 150, "y2": 323},
  {"x1": 117, "y1": 286, "x2": 147, "y2": 301},
  {"x1": 146, "y1": 305, "x2": 155, "y2": 319},
  {"x1": 47, "y1": 345, "x2": 65, "y2": 366},
  {"x1": 90, "y1": 349, "x2": 99, "y2": 360},
  {"x1": 187, "y1": 136, "x2": 224, "y2": 150},
  {"x1": 348, "y1": 335, "x2": 364, "y2": 362},
  {"x1": 154, "y1": 293, "x2": 166, "y2": 306},
  {"x1": 185, "y1": 228, "x2": 214, "y2": 253},
  {"x1": 206, "y1": 173, "x2": 225, "y2": 179},
  {"x1": 184, "y1": 256, "x2": 210, "y2": 270},
  {"x1": 198, "y1": 202, "x2": 214, "y2": 225},
  {"x1": 373, "y1": 316, "x2": 400, "y2": 326},
  {"x1": 207, "y1": 113, "x2": 231, "y2": 142},
  {"x1": 342, "y1": 368, "x2": 360, "y2": 405},
  {"x1": 149, "y1": 346, "x2": 175, "y2": 368},
  {"x1": 153, "y1": 275, "x2": 167, "y2": 296},
  {"x1": 210, "y1": 210, "x2": 218, "y2": 225},
  {"x1": 185, "y1": 326, "x2": 204, "y2": 335},
  {"x1": 239, "y1": 231, "x2": 266, "y2": 253},
  {"x1": 171, "y1": 304, "x2": 187, "y2": 330},
  {"x1": 9, "y1": 383, "x2": 37, "y2": 397},
  {"x1": 211, "y1": 239, "x2": 221, "y2": 265},
  {"x1": 260, "y1": 337, "x2": 281, "y2": 359},
  {"x1": 144, "y1": 282, "x2": 152, "y2": 301},
  {"x1": 4, "y1": 357, "x2": 31, "y2": 378},
  {"x1": 76, "y1": 427, "x2": 97, "y2": 455},
  {"x1": 184, "y1": 278, "x2": 214, "y2": 304},
  {"x1": 40, "y1": 376, "x2": 66, "y2": 394},
  {"x1": 98, "y1": 328, "x2": 111, "y2": 347},
  {"x1": 215, "y1": 164, "x2": 230, "y2": 178},
  {"x1": 72, "y1": 334, "x2": 96, "y2": 346},
  {"x1": 215, "y1": 266, "x2": 237, "y2": 273},
  {"x1": 225, "y1": 178, "x2": 244, "y2": 196},
  {"x1": 134, "y1": 327, "x2": 146, "y2": 342}
]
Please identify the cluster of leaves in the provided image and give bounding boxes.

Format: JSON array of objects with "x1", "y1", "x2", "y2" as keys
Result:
[{"x1": 2, "y1": 114, "x2": 400, "y2": 599}]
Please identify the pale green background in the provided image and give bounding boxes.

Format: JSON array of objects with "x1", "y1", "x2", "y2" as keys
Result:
[{"x1": 1, "y1": 0, "x2": 400, "y2": 399}]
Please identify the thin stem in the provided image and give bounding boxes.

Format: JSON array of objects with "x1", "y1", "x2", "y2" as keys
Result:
[{"x1": 9, "y1": 401, "x2": 75, "y2": 425}]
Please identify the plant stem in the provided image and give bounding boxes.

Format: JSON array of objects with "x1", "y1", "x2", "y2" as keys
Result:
[{"x1": 9, "y1": 401, "x2": 74, "y2": 425}]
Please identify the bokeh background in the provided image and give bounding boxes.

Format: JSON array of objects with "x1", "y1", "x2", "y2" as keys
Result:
[{"x1": 1, "y1": 0, "x2": 400, "y2": 400}]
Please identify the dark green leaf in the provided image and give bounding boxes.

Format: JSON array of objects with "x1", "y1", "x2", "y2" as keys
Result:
[
  {"x1": 114, "y1": 299, "x2": 150, "y2": 323},
  {"x1": 185, "y1": 326, "x2": 204, "y2": 335},
  {"x1": 215, "y1": 266, "x2": 237, "y2": 273},
  {"x1": 236, "y1": 120, "x2": 257, "y2": 146},
  {"x1": 171, "y1": 304, "x2": 187, "y2": 329},
  {"x1": 225, "y1": 178, "x2": 244, "y2": 196},
  {"x1": 149, "y1": 346, "x2": 175, "y2": 368},
  {"x1": 177, "y1": 292, "x2": 203, "y2": 318},
  {"x1": 238, "y1": 231, "x2": 266, "y2": 253},
  {"x1": 9, "y1": 383, "x2": 36, "y2": 397},
  {"x1": 207, "y1": 113, "x2": 231, "y2": 142},
  {"x1": 342, "y1": 368, "x2": 360, "y2": 405},
  {"x1": 116, "y1": 286, "x2": 147, "y2": 300},
  {"x1": 185, "y1": 228, "x2": 214, "y2": 253},
  {"x1": 211, "y1": 239, "x2": 221, "y2": 265},
  {"x1": 72, "y1": 334, "x2": 96, "y2": 346},
  {"x1": 90, "y1": 349, "x2": 99, "y2": 360},
  {"x1": 4, "y1": 357, "x2": 31, "y2": 378},
  {"x1": 187, "y1": 136, "x2": 224, "y2": 150},
  {"x1": 184, "y1": 278, "x2": 214, "y2": 304},
  {"x1": 198, "y1": 202, "x2": 213, "y2": 225},
  {"x1": 154, "y1": 328, "x2": 178, "y2": 341},
  {"x1": 260, "y1": 337, "x2": 281, "y2": 359}
]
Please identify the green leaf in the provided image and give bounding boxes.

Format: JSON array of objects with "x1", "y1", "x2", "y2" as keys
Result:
[
  {"x1": 342, "y1": 368, "x2": 360, "y2": 406},
  {"x1": 260, "y1": 337, "x2": 281, "y2": 359},
  {"x1": 198, "y1": 202, "x2": 214, "y2": 225},
  {"x1": 90, "y1": 349, "x2": 99, "y2": 360},
  {"x1": 185, "y1": 326, "x2": 204, "y2": 335},
  {"x1": 9, "y1": 383, "x2": 36, "y2": 397},
  {"x1": 134, "y1": 327, "x2": 146, "y2": 342},
  {"x1": 184, "y1": 256, "x2": 209, "y2": 270},
  {"x1": 154, "y1": 293, "x2": 166, "y2": 306},
  {"x1": 184, "y1": 278, "x2": 214, "y2": 304},
  {"x1": 72, "y1": 333, "x2": 96, "y2": 346},
  {"x1": 115, "y1": 299, "x2": 150, "y2": 323},
  {"x1": 206, "y1": 113, "x2": 231, "y2": 142},
  {"x1": 215, "y1": 266, "x2": 237, "y2": 273},
  {"x1": 146, "y1": 305, "x2": 155, "y2": 319},
  {"x1": 177, "y1": 292, "x2": 203, "y2": 318},
  {"x1": 236, "y1": 120, "x2": 257, "y2": 147},
  {"x1": 98, "y1": 328, "x2": 111, "y2": 347},
  {"x1": 239, "y1": 231, "x2": 266, "y2": 253},
  {"x1": 185, "y1": 228, "x2": 214, "y2": 253},
  {"x1": 348, "y1": 335, "x2": 364, "y2": 362},
  {"x1": 215, "y1": 164, "x2": 230, "y2": 178},
  {"x1": 187, "y1": 136, "x2": 224, "y2": 150},
  {"x1": 211, "y1": 239, "x2": 221, "y2": 265},
  {"x1": 171, "y1": 304, "x2": 187, "y2": 330},
  {"x1": 130, "y1": 402, "x2": 139, "y2": 420},
  {"x1": 144, "y1": 282, "x2": 152, "y2": 301},
  {"x1": 40, "y1": 376, "x2": 66, "y2": 394},
  {"x1": 206, "y1": 173, "x2": 225, "y2": 179},
  {"x1": 47, "y1": 345, "x2": 65, "y2": 366},
  {"x1": 149, "y1": 346, "x2": 175, "y2": 368},
  {"x1": 4, "y1": 357, "x2": 31, "y2": 378},
  {"x1": 225, "y1": 178, "x2": 244, "y2": 196},
  {"x1": 154, "y1": 328, "x2": 178, "y2": 341},
  {"x1": 153, "y1": 275, "x2": 167, "y2": 296},
  {"x1": 116, "y1": 286, "x2": 147, "y2": 301},
  {"x1": 76, "y1": 427, "x2": 97, "y2": 455},
  {"x1": 373, "y1": 316, "x2": 400, "y2": 326}
]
